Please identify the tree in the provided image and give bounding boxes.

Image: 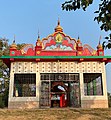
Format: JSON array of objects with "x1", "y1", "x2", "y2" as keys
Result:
[
  {"x1": 0, "y1": 38, "x2": 9, "y2": 108},
  {"x1": 0, "y1": 38, "x2": 26, "y2": 108},
  {"x1": 17, "y1": 43, "x2": 26, "y2": 50},
  {"x1": 108, "y1": 92, "x2": 111, "y2": 107},
  {"x1": 62, "y1": 0, "x2": 111, "y2": 49}
]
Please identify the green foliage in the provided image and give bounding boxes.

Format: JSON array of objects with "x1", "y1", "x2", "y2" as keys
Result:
[
  {"x1": 108, "y1": 92, "x2": 111, "y2": 107},
  {"x1": 0, "y1": 86, "x2": 9, "y2": 108},
  {"x1": 0, "y1": 38, "x2": 26, "y2": 108},
  {"x1": 94, "y1": 0, "x2": 111, "y2": 49},
  {"x1": 0, "y1": 38, "x2": 9, "y2": 108},
  {"x1": 16, "y1": 43, "x2": 26, "y2": 50},
  {"x1": 62, "y1": 0, "x2": 111, "y2": 49},
  {"x1": 0, "y1": 38, "x2": 9, "y2": 58},
  {"x1": 94, "y1": 1, "x2": 111, "y2": 31},
  {"x1": 0, "y1": 94, "x2": 5, "y2": 108},
  {"x1": 62, "y1": 0, "x2": 93, "y2": 11},
  {"x1": 0, "y1": 38, "x2": 8, "y2": 51},
  {"x1": 2, "y1": 87, "x2": 9, "y2": 107},
  {"x1": 0, "y1": 38, "x2": 9, "y2": 72}
]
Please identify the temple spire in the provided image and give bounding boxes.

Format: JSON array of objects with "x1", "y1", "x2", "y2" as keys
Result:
[
  {"x1": 97, "y1": 36, "x2": 103, "y2": 50},
  {"x1": 13, "y1": 34, "x2": 16, "y2": 43},
  {"x1": 77, "y1": 35, "x2": 81, "y2": 43},
  {"x1": 38, "y1": 29, "x2": 40, "y2": 39},
  {"x1": 55, "y1": 18, "x2": 63, "y2": 32},
  {"x1": 37, "y1": 29, "x2": 41, "y2": 42},
  {"x1": 78, "y1": 36, "x2": 79, "y2": 40},
  {"x1": 10, "y1": 35, "x2": 17, "y2": 49},
  {"x1": 99, "y1": 35, "x2": 102, "y2": 45},
  {"x1": 58, "y1": 17, "x2": 60, "y2": 25},
  {"x1": 36, "y1": 29, "x2": 42, "y2": 46}
]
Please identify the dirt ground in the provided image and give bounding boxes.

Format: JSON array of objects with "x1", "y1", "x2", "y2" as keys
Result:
[{"x1": 0, "y1": 108, "x2": 111, "y2": 120}]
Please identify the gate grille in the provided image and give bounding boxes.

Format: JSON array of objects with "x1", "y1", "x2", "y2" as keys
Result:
[{"x1": 40, "y1": 73, "x2": 80, "y2": 108}]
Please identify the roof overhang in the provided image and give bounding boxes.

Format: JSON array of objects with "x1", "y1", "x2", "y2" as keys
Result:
[{"x1": 1, "y1": 56, "x2": 111, "y2": 67}]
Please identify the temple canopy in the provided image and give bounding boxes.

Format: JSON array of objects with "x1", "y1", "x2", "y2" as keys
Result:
[
  {"x1": 9, "y1": 19, "x2": 104, "y2": 56},
  {"x1": 1, "y1": 19, "x2": 111, "y2": 66}
]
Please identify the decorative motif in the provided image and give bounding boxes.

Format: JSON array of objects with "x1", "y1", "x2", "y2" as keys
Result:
[
  {"x1": 92, "y1": 50, "x2": 97, "y2": 55},
  {"x1": 37, "y1": 42, "x2": 41, "y2": 46},
  {"x1": 37, "y1": 51, "x2": 40, "y2": 54},
  {"x1": 78, "y1": 52, "x2": 82, "y2": 55},
  {"x1": 55, "y1": 33, "x2": 63, "y2": 43},
  {"x1": 21, "y1": 44, "x2": 35, "y2": 54},
  {"x1": 11, "y1": 51, "x2": 15, "y2": 54},
  {"x1": 78, "y1": 43, "x2": 82, "y2": 47},
  {"x1": 100, "y1": 52, "x2": 103, "y2": 55},
  {"x1": 42, "y1": 33, "x2": 76, "y2": 51},
  {"x1": 83, "y1": 44, "x2": 96, "y2": 55},
  {"x1": 21, "y1": 50, "x2": 25, "y2": 54},
  {"x1": 11, "y1": 61, "x2": 104, "y2": 74},
  {"x1": 57, "y1": 75, "x2": 63, "y2": 80}
]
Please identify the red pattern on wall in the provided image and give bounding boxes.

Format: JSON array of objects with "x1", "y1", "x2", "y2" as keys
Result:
[{"x1": 10, "y1": 21, "x2": 104, "y2": 57}]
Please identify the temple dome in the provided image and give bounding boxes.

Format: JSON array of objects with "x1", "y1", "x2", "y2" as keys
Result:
[
  {"x1": 77, "y1": 37, "x2": 81, "y2": 43},
  {"x1": 55, "y1": 19, "x2": 63, "y2": 32},
  {"x1": 97, "y1": 41, "x2": 103, "y2": 50},
  {"x1": 10, "y1": 40, "x2": 17, "y2": 49},
  {"x1": 36, "y1": 34, "x2": 42, "y2": 46}
]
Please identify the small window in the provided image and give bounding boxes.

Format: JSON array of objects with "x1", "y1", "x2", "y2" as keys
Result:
[
  {"x1": 84, "y1": 73, "x2": 103, "y2": 96},
  {"x1": 13, "y1": 74, "x2": 36, "y2": 97}
]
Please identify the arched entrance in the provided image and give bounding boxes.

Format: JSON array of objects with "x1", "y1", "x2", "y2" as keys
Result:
[{"x1": 51, "y1": 82, "x2": 68, "y2": 108}]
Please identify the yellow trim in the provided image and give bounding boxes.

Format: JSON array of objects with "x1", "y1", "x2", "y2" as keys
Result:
[
  {"x1": 42, "y1": 31, "x2": 77, "y2": 50},
  {"x1": 37, "y1": 51, "x2": 40, "y2": 54}
]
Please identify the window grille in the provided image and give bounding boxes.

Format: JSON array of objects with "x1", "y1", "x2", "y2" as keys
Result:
[
  {"x1": 83, "y1": 73, "x2": 103, "y2": 96},
  {"x1": 13, "y1": 74, "x2": 36, "y2": 97},
  {"x1": 40, "y1": 73, "x2": 79, "y2": 82}
]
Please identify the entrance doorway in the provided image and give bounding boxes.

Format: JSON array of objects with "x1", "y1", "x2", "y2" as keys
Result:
[
  {"x1": 40, "y1": 73, "x2": 80, "y2": 108},
  {"x1": 51, "y1": 81, "x2": 68, "y2": 107}
]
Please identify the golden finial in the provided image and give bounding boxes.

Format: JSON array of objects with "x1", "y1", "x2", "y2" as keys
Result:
[
  {"x1": 97, "y1": 36, "x2": 103, "y2": 50},
  {"x1": 36, "y1": 30, "x2": 42, "y2": 46},
  {"x1": 55, "y1": 18, "x2": 63, "y2": 32},
  {"x1": 10, "y1": 35, "x2": 17, "y2": 49},
  {"x1": 14, "y1": 34, "x2": 15, "y2": 42},
  {"x1": 37, "y1": 29, "x2": 40, "y2": 41},
  {"x1": 77, "y1": 36, "x2": 81, "y2": 42},
  {"x1": 58, "y1": 17, "x2": 60, "y2": 25},
  {"x1": 37, "y1": 30, "x2": 41, "y2": 42},
  {"x1": 38, "y1": 29, "x2": 40, "y2": 38}
]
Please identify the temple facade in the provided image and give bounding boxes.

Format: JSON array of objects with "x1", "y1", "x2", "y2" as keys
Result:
[{"x1": 1, "y1": 20, "x2": 111, "y2": 109}]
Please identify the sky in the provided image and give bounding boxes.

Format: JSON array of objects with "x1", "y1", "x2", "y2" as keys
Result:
[{"x1": 0, "y1": 0, "x2": 111, "y2": 92}]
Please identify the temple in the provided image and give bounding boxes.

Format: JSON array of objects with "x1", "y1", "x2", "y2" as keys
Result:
[{"x1": 1, "y1": 20, "x2": 111, "y2": 108}]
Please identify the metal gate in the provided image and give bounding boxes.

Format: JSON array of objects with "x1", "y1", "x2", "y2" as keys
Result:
[{"x1": 40, "y1": 73, "x2": 80, "y2": 108}]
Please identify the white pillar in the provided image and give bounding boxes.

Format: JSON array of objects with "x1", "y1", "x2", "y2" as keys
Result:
[
  {"x1": 36, "y1": 72, "x2": 40, "y2": 101},
  {"x1": 79, "y1": 72, "x2": 84, "y2": 106},
  {"x1": 8, "y1": 63, "x2": 14, "y2": 102},
  {"x1": 102, "y1": 62, "x2": 108, "y2": 100}
]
